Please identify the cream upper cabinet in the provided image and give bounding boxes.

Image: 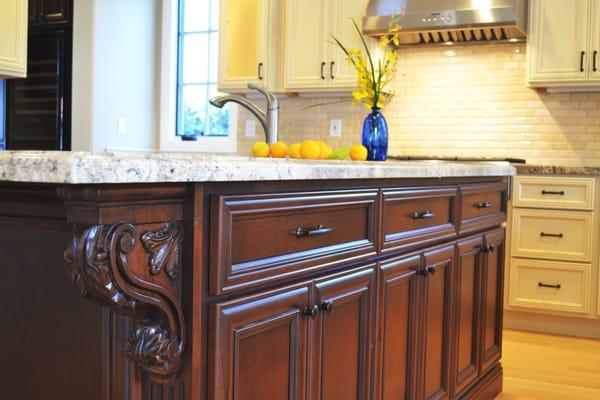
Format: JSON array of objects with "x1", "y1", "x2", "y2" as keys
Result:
[
  {"x1": 526, "y1": 0, "x2": 600, "y2": 88},
  {"x1": 284, "y1": 0, "x2": 328, "y2": 90},
  {"x1": 218, "y1": 0, "x2": 276, "y2": 91},
  {"x1": 284, "y1": 0, "x2": 369, "y2": 91},
  {"x1": 0, "y1": 0, "x2": 28, "y2": 78}
]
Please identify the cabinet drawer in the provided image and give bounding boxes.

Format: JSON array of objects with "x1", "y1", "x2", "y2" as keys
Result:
[
  {"x1": 459, "y1": 182, "x2": 507, "y2": 234},
  {"x1": 381, "y1": 186, "x2": 458, "y2": 254},
  {"x1": 509, "y1": 258, "x2": 591, "y2": 314},
  {"x1": 510, "y1": 209, "x2": 593, "y2": 262},
  {"x1": 513, "y1": 176, "x2": 595, "y2": 210},
  {"x1": 210, "y1": 190, "x2": 378, "y2": 294}
]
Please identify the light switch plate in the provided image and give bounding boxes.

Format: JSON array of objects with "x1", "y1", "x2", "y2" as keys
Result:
[
  {"x1": 330, "y1": 119, "x2": 342, "y2": 137},
  {"x1": 117, "y1": 118, "x2": 127, "y2": 136},
  {"x1": 245, "y1": 120, "x2": 256, "y2": 138}
]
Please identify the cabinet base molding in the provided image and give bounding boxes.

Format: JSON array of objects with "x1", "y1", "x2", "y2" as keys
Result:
[
  {"x1": 458, "y1": 364, "x2": 503, "y2": 400},
  {"x1": 504, "y1": 310, "x2": 600, "y2": 339}
]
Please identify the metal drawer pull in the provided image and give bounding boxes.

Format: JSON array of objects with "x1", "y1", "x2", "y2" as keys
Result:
[
  {"x1": 320, "y1": 301, "x2": 334, "y2": 314},
  {"x1": 258, "y1": 62, "x2": 264, "y2": 80},
  {"x1": 541, "y1": 190, "x2": 565, "y2": 196},
  {"x1": 330, "y1": 61, "x2": 336, "y2": 79},
  {"x1": 411, "y1": 210, "x2": 435, "y2": 220},
  {"x1": 580, "y1": 51, "x2": 586, "y2": 72},
  {"x1": 540, "y1": 232, "x2": 563, "y2": 238},
  {"x1": 476, "y1": 201, "x2": 493, "y2": 209},
  {"x1": 538, "y1": 282, "x2": 561, "y2": 290},
  {"x1": 484, "y1": 244, "x2": 496, "y2": 253},
  {"x1": 302, "y1": 304, "x2": 320, "y2": 319},
  {"x1": 321, "y1": 62, "x2": 326, "y2": 80},
  {"x1": 295, "y1": 224, "x2": 332, "y2": 238},
  {"x1": 425, "y1": 264, "x2": 437, "y2": 275}
]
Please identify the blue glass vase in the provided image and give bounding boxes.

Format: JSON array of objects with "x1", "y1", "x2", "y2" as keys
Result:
[{"x1": 361, "y1": 107, "x2": 388, "y2": 161}]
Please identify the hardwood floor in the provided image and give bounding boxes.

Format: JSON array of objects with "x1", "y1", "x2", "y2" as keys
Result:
[{"x1": 497, "y1": 330, "x2": 600, "y2": 400}]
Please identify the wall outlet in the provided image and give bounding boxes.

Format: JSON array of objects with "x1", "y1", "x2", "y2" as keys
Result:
[
  {"x1": 245, "y1": 120, "x2": 256, "y2": 138},
  {"x1": 330, "y1": 119, "x2": 342, "y2": 137},
  {"x1": 117, "y1": 118, "x2": 127, "y2": 136}
]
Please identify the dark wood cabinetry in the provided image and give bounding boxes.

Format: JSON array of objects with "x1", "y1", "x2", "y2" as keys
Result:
[
  {"x1": 0, "y1": 177, "x2": 509, "y2": 400},
  {"x1": 6, "y1": 0, "x2": 72, "y2": 150}
]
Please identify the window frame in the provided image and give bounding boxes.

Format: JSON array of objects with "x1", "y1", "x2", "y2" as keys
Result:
[{"x1": 159, "y1": 0, "x2": 238, "y2": 153}]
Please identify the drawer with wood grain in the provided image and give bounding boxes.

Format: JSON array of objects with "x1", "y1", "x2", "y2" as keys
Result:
[
  {"x1": 513, "y1": 176, "x2": 595, "y2": 210},
  {"x1": 459, "y1": 181, "x2": 507, "y2": 234},
  {"x1": 210, "y1": 190, "x2": 378, "y2": 294},
  {"x1": 509, "y1": 258, "x2": 591, "y2": 314},
  {"x1": 381, "y1": 186, "x2": 458, "y2": 254},
  {"x1": 510, "y1": 208, "x2": 593, "y2": 262}
]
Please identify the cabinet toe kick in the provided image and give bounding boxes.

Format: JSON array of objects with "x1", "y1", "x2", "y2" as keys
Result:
[{"x1": 64, "y1": 222, "x2": 186, "y2": 382}]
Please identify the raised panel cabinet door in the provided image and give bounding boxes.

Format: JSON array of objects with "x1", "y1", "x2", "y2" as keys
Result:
[
  {"x1": 480, "y1": 229, "x2": 505, "y2": 373},
  {"x1": 327, "y1": 0, "x2": 370, "y2": 88},
  {"x1": 218, "y1": 0, "x2": 268, "y2": 90},
  {"x1": 311, "y1": 266, "x2": 376, "y2": 400},
  {"x1": 589, "y1": 0, "x2": 600, "y2": 80},
  {"x1": 209, "y1": 284, "x2": 310, "y2": 400},
  {"x1": 284, "y1": 0, "x2": 328, "y2": 89},
  {"x1": 452, "y1": 235, "x2": 484, "y2": 396},
  {"x1": 422, "y1": 244, "x2": 455, "y2": 400},
  {"x1": 527, "y1": 0, "x2": 590, "y2": 84},
  {"x1": 0, "y1": 0, "x2": 28, "y2": 78},
  {"x1": 376, "y1": 254, "x2": 421, "y2": 400}
]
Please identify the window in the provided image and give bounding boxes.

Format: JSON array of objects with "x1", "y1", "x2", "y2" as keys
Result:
[{"x1": 160, "y1": 0, "x2": 237, "y2": 152}]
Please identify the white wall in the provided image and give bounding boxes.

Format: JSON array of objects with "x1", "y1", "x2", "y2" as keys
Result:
[{"x1": 71, "y1": 0, "x2": 161, "y2": 152}]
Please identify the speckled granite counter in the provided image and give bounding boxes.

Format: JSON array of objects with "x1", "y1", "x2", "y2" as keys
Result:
[
  {"x1": 516, "y1": 165, "x2": 600, "y2": 176},
  {"x1": 0, "y1": 151, "x2": 516, "y2": 184}
]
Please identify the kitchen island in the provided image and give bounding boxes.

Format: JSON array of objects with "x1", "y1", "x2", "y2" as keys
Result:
[{"x1": 0, "y1": 151, "x2": 515, "y2": 400}]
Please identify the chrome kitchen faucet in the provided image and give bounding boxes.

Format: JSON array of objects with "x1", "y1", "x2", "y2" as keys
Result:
[{"x1": 210, "y1": 83, "x2": 279, "y2": 145}]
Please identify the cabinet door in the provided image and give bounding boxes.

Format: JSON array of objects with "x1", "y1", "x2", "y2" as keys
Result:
[
  {"x1": 422, "y1": 245, "x2": 454, "y2": 400},
  {"x1": 39, "y1": 0, "x2": 70, "y2": 25},
  {"x1": 284, "y1": 0, "x2": 328, "y2": 89},
  {"x1": 209, "y1": 284, "x2": 310, "y2": 400},
  {"x1": 218, "y1": 0, "x2": 268, "y2": 90},
  {"x1": 376, "y1": 255, "x2": 421, "y2": 400},
  {"x1": 480, "y1": 229, "x2": 505, "y2": 373},
  {"x1": 453, "y1": 236, "x2": 484, "y2": 396},
  {"x1": 0, "y1": 0, "x2": 28, "y2": 78},
  {"x1": 312, "y1": 266, "x2": 375, "y2": 400},
  {"x1": 528, "y1": 0, "x2": 590, "y2": 83},
  {"x1": 327, "y1": 0, "x2": 369, "y2": 88},
  {"x1": 589, "y1": 0, "x2": 600, "y2": 80}
]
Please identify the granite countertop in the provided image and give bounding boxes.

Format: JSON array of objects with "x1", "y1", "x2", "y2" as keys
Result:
[
  {"x1": 516, "y1": 165, "x2": 600, "y2": 176},
  {"x1": 0, "y1": 151, "x2": 516, "y2": 184}
]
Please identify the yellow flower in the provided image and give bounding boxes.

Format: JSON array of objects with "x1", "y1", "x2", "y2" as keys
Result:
[{"x1": 379, "y1": 35, "x2": 390, "y2": 47}]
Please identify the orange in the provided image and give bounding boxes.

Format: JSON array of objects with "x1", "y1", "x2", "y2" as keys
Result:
[
  {"x1": 270, "y1": 141, "x2": 289, "y2": 158},
  {"x1": 349, "y1": 144, "x2": 368, "y2": 161},
  {"x1": 289, "y1": 143, "x2": 302, "y2": 159},
  {"x1": 252, "y1": 141, "x2": 270, "y2": 158},
  {"x1": 300, "y1": 140, "x2": 321, "y2": 160},
  {"x1": 317, "y1": 141, "x2": 333, "y2": 159}
]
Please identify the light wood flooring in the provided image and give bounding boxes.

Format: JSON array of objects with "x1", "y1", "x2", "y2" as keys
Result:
[{"x1": 497, "y1": 330, "x2": 600, "y2": 399}]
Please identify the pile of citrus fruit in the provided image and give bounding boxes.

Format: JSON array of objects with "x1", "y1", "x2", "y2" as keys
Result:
[{"x1": 252, "y1": 140, "x2": 368, "y2": 161}]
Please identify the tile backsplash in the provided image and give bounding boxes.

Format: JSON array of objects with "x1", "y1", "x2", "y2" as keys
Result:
[{"x1": 238, "y1": 43, "x2": 600, "y2": 166}]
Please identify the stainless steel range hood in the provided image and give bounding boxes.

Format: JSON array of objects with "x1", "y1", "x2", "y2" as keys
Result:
[{"x1": 363, "y1": 0, "x2": 528, "y2": 45}]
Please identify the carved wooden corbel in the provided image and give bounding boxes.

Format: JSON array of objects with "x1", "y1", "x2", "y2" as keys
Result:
[{"x1": 64, "y1": 222, "x2": 185, "y2": 382}]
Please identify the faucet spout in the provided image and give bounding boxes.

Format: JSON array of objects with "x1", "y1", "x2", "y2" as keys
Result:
[{"x1": 209, "y1": 84, "x2": 279, "y2": 145}]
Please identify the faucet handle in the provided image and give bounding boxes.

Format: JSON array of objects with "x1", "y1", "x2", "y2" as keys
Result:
[{"x1": 247, "y1": 83, "x2": 278, "y2": 109}]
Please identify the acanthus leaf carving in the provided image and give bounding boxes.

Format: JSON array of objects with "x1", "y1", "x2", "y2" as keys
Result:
[
  {"x1": 64, "y1": 222, "x2": 185, "y2": 382},
  {"x1": 141, "y1": 222, "x2": 183, "y2": 280}
]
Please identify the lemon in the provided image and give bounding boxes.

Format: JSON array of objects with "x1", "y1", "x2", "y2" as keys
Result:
[
  {"x1": 270, "y1": 142, "x2": 288, "y2": 158},
  {"x1": 300, "y1": 140, "x2": 321, "y2": 160},
  {"x1": 317, "y1": 141, "x2": 333, "y2": 160},
  {"x1": 289, "y1": 143, "x2": 302, "y2": 159},
  {"x1": 252, "y1": 141, "x2": 270, "y2": 158},
  {"x1": 350, "y1": 144, "x2": 368, "y2": 161}
]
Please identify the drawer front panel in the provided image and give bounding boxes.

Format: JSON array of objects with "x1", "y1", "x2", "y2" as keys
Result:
[
  {"x1": 381, "y1": 187, "x2": 458, "y2": 253},
  {"x1": 459, "y1": 182, "x2": 507, "y2": 234},
  {"x1": 511, "y1": 209, "x2": 593, "y2": 262},
  {"x1": 211, "y1": 190, "x2": 378, "y2": 294},
  {"x1": 509, "y1": 258, "x2": 591, "y2": 314},
  {"x1": 513, "y1": 176, "x2": 595, "y2": 210}
]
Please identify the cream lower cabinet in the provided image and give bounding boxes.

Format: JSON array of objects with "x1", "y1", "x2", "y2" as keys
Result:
[
  {"x1": 507, "y1": 175, "x2": 600, "y2": 325},
  {"x1": 527, "y1": 0, "x2": 600, "y2": 89},
  {"x1": 283, "y1": 0, "x2": 369, "y2": 91},
  {"x1": 0, "y1": 0, "x2": 28, "y2": 78}
]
